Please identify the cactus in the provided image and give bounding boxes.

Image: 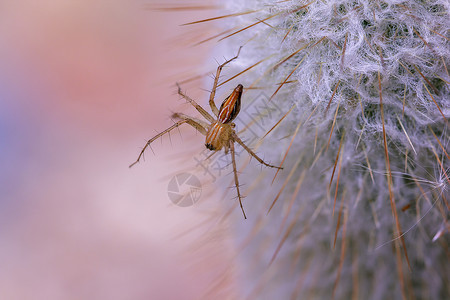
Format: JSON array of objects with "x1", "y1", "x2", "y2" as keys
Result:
[{"x1": 206, "y1": 1, "x2": 449, "y2": 299}]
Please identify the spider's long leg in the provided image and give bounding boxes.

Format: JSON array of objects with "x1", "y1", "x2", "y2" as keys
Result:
[
  {"x1": 209, "y1": 46, "x2": 242, "y2": 116},
  {"x1": 176, "y1": 83, "x2": 215, "y2": 123},
  {"x1": 232, "y1": 132, "x2": 283, "y2": 169},
  {"x1": 230, "y1": 140, "x2": 247, "y2": 219},
  {"x1": 172, "y1": 112, "x2": 209, "y2": 134},
  {"x1": 129, "y1": 118, "x2": 207, "y2": 168}
]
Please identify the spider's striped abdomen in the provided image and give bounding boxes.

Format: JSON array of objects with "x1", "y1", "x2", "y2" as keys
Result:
[
  {"x1": 205, "y1": 84, "x2": 242, "y2": 151},
  {"x1": 205, "y1": 122, "x2": 231, "y2": 151},
  {"x1": 217, "y1": 84, "x2": 242, "y2": 124}
]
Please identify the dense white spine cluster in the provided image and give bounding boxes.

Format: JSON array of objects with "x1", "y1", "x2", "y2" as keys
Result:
[{"x1": 216, "y1": 1, "x2": 449, "y2": 299}]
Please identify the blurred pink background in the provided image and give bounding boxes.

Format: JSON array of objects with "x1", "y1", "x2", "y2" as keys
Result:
[{"x1": 0, "y1": 1, "x2": 237, "y2": 299}]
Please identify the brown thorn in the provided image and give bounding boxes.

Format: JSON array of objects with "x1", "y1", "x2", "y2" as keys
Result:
[
  {"x1": 351, "y1": 248, "x2": 359, "y2": 300},
  {"x1": 413, "y1": 64, "x2": 440, "y2": 95},
  {"x1": 271, "y1": 119, "x2": 303, "y2": 184},
  {"x1": 355, "y1": 122, "x2": 365, "y2": 150},
  {"x1": 404, "y1": 149, "x2": 409, "y2": 173},
  {"x1": 277, "y1": 170, "x2": 306, "y2": 235},
  {"x1": 364, "y1": 35, "x2": 376, "y2": 54},
  {"x1": 310, "y1": 143, "x2": 326, "y2": 169},
  {"x1": 144, "y1": 5, "x2": 220, "y2": 11},
  {"x1": 412, "y1": 27, "x2": 435, "y2": 54},
  {"x1": 332, "y1": 145, "x2": 345, "y2": 218},
  {"x1": 311, "y1": 36, "x2": 327, "y2": 49},
  {"x1": 292, "y1": 0, "x2": 317, "y2": 13},
  {"x1": 219, "y1": 0, "x2": 316, "y2": 41},
  {"x1": 255, "y1": 18, "x2": 275, "y2": 29},
  {"x1": 274, "y1": 42, "x2": 312, "y2": 70},
  {"x1": 328, "y1": 37, "x2": 342, "y2": 50},
  {"x1": 396, "y1": 115, "x2": 417, "y2": 155},
  {"x1": 340, "y1": 32, "x2": 348, "y2": 72},
  {"x1": 362, "y1": 145, "x2": 375, "y2": 184},
  {"x1": 398, "y1": 60, "x2": 414, "y2": 76},
  {"x1": 332, "y1": 199, "x2": 348, "y2": 299},
  {"x1": 263, "y1": 104, "x2": 296, "y2": 139},
  {"x1": 430, "y1": 145, "x2": 450, "y2": 186},
  {"x1": 181, "y1": 10, "x2": 258, "y2": 26},
  {"x1": 247, "y1": 39, "x2": 318, "y2": 90},
  {"x1": 270, "y1": 54, "x2": 308, "y2": 101},
  {"x1": 435, "y1": 74, "x2": 450, "y2": 85},
  {"x1": 219, "y1": 12, "x2": 283, "y2": 41},
  {"x1": 275, "y1": 80, "x2": 297, "y2": 85},
  {"x1": 326, "y1": 97, "x2": 341, "y2": 151},
  {"x1": 422, "y1": 82, "x2": 448, "y2": 125},
  {"x1": 269, "y1": 203, "x2": 305, "y2": 266},
  {"x1": 325, "y1": 80, "x2": 341, "y2": 113},
  {"x1": 402, "y1": 84, "x2": 407, "y2": 117},
  {"x1": 178, "y1": 72, "x2": 209, "y2": 85},
  {"x1": 317, "y1": 62, "x2": 324, "y2": 86},
  {"x1": 426, "y1": 26, "x2": 450, "y2": 41},
  {"x1": 333, "y1": 189, "x2": 347, "y2": 249},
  {"x1": 217, "y1": 54, "x2": 273, "y2": 87},
  {"x1": 401, "y1": 203, "x2": 411, "y2": 212},
  {"x1": 267, "y1": 155, "x2": 302, "y2": 214},
  {"x1": 281, "y1": 23, "x2": 295, "y2": 44},
  {"x1": 428, "y1": 126, "x2": 450, "y2": 161},
  {"x1": 328, "y1": 132, "x2": 345, "y2": 191},
  {"x1": 193, "y1": 27, "x2": 238, "y2": 46},
  {"x1": 313, "y1": 126, "x2": 319, "y2": 155},
  {"x1": 442, "y1": 56, "x2": 449, "y2": 77},
  {"x1": 378, "y1": 71, "x2": 412, "y2": 276}
]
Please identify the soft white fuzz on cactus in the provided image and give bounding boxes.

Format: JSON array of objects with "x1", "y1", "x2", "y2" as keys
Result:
[{"x1": 207, "y1": 1, "x2": 449, "y2": 299}]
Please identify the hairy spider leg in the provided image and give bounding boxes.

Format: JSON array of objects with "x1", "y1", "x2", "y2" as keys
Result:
[
  {"x1": 129, "y1": 118, "x2": 207, "y2": 168},
  {"x1": 172, "y1": 112, "x2": 209, "y2": 133},
  {"x1": 176, "y1": 83, "x2": 215, "y2": 123},
  {"x1": 229, "y1": 140, "x2": 247, "y2": 219},
  {"x1": 208, "y1": 46, "x2": 242, "y2": 117},
  {"x1": 232, "y1": 132, "x2": 282, "y2": 169}
]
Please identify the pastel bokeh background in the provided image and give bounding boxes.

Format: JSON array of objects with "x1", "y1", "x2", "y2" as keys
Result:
[{"x1": 0, "y1": 1, "x2": 237, "y2": 299}]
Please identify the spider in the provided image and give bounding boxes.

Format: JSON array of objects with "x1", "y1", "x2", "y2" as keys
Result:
[{"x1": 129, "y1": 48, "x2": 282, "y2": 219}]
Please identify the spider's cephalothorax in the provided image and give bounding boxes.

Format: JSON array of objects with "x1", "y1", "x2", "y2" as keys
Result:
[
  {"x1": 205, "y1": 84, "x2": 242, "y2": 152},
  {"x1": 130, "y1": 48, "x2": 282, "y2": 219}
]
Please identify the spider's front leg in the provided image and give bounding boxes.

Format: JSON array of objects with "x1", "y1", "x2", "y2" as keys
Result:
[
  {"x1": 232, "y1": 132, "x2": 283, "y2": 170},
  {"x1": 209, "y1": 46, "x2": 242, "y2": 116},
  {"x1": 176, "y1": 83, "x2": 215, "y2": 123},
  {"x1": 172, "y1": 113, "x2": 209, "y2": 133},
  {"x1": 229, "y1": 140, "x2": 247, "y2": 219},
  {"x1": 129, "y1": 116, "x2": 208, "y2": 168}
]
